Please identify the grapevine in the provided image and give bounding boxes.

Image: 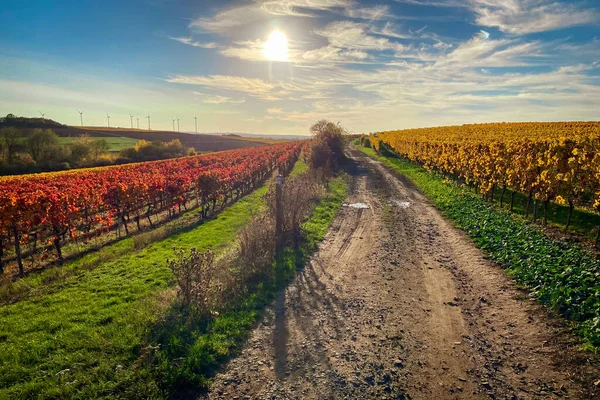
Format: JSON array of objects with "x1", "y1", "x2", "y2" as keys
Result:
[
  {"x1": 370, "y1": 122, "x2": 600, "y2": 240},
  {"x1": 0, "y1": 142, "x2": 303, "y2": 275}
]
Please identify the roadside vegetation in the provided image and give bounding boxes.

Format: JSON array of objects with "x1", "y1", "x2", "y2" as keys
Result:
[
  {"x1": 149, "y1": 120, "x2": 348, "y2": 397},
  {"x1": 0, "y1": 120, "x2": 347, "y2": 399},
  {"x1": 357, "y1": 141, "x2": 600, "y2": 350}
]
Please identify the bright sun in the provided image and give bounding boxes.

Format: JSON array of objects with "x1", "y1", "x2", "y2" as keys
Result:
[{"x1": 263, "y1": 30, "x2": 288, "y2": 62}]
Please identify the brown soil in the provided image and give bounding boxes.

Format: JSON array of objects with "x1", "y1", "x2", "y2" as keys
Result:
[{"x1": 201, "y1": 148, "x2": 600, "y2": 399}]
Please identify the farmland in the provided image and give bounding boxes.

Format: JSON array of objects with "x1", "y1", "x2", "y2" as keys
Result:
[
  {"x1": 0, "y1": 142, "x2": 302, "y2": 278},
  {"x1": 2, "y1": 120, "x2": 600, "y2": 399},
  {"x1": 0, "y1": 116, "x2": 281, "y2": 154},
  {"x1": 0, "y1": 122, "x2": 351, "y2": 399},
  {"x1": 58, "y1": 136, "x2": 139, "y2": 152},
  {"x1": 67, "y1": 126, "x2": 283, "y2": 152},
  {"x1": 368, "y1": 122, "x2": 600, "y2": 241},
  {"x1": 0, "y1": 117, "x2": 281, "y2": 153}
]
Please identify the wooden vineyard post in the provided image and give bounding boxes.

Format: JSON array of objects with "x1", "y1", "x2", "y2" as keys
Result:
[
  {"x1": 274, "y1": 174, "x2": 284, "y2": 287},
  {"x1": 275, "y1": 174, "x2": 283, "y2": 257}
]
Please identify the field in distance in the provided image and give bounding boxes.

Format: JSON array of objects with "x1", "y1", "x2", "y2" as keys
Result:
[
  {"x1": 58, "y1": 135, "x2": 139, "y2": 152},
  {"x1": 0, "y1": 116, "x2": 287, "y2": 153}
]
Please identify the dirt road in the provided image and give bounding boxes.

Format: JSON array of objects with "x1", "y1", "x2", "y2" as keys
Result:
[{"x1": 202, "y1": 147, "x2": 599, "y2": 399}]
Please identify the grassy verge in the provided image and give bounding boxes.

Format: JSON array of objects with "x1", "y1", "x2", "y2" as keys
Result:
[
  {"x1": 356, "y1": 143, "x2": 600, "y2": 350},
  {"x1": 0, "y1": 182, "x2": 272, "y2": 399},
  {"x1": 149, "y1": 173, "x2": 349, "y2": 397}
]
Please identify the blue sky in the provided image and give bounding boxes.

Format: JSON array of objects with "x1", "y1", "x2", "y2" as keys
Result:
[{"x1": 0, "y1": 0, "x2": 599, "y2": 135}]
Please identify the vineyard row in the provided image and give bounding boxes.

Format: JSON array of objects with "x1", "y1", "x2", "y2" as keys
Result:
[
  {"x1": 0, "y1": 142, "x2": 304, "y2": 276},
  {"x1": 366, "y1": 122, "x2": 600, "y2": 240}
]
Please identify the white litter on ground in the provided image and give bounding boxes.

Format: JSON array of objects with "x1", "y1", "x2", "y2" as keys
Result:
[
  {"x1": 393, "y1": 200, "x2": 411, "y2": 208},
  {"x1": 343, "y1": 202, "x2": 370, "y2": 209}
]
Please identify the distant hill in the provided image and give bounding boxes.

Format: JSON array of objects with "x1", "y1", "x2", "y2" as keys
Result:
[
  {"x1": 0, "y1": 115, "x2": 66, "y2": 130},
  {"x1": 0, "y1": 115, "x2": 285, "y2": 153}
]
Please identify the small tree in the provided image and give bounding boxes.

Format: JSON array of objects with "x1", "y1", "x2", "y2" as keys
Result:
[
  {"x1": 310, "y1": 120, "x2": 345, "y2": 164},
  {"x1": 1, "y1": 127, "x2": 21, "y2": 164},
  {"x1": 306, "y1": 120, "x2": 346, "y2": 177},
  {"x1": 26, "y1": 128, "x2": 64, "y2": 167},
  {"x1": 90, "y1": 139, "x2": 109, "y2": 160},
  {"x1": 68, "y1": 135, "x2": 93, "y2": 166}
]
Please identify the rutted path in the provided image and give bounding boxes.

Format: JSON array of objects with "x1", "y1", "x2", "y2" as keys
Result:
[{"x1": 201, "y1": 147, "x2": 598, "y2": 399}]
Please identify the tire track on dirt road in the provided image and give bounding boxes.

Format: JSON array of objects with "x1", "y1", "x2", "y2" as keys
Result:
[{"x1": 201, "y1": 147, "x2": 598, "y2": 400}]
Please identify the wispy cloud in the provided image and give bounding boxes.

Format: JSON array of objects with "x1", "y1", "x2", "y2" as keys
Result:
[
  {"x1": 370, "y1": 22, "x2": 412, "y2": 39},
  {"x1": 260, "y1": 0, "x2": 351, "y2": 16},
  {"x1": 302, "y1": 45, "x2": 370, "y2": 63},
  {"x1": 470, "y1": 0, "x2": 600, "y2": 34},
  {"x1": 168, "y1": 36, "x2": 219, "y2": 49},
  {"x1": 168, "y1": 75, "x2": 275, "y2": 96},
  {"x1": 394, "y1": 0, "x2": 599, "y2": 34},
  {"x1": 190, "y1": 5, "x2": 263, "y2": 33},
  {"x1": 315, "y1": 21, "x2": 405, "y2": 52},
  {"x1": 219, "y1": 40, "x2": 266, "y2": 62},
  {"x1": 266, "y1": 107, "x2": 284, "y2": 114},
  {"x1": 190, "y1": 0, "x2": 352, "y2": 32},
  {"x1": 167, "y1": 74, "x2": 315, "y2": 102},
  {"x1": 346, "y1": 5, "x2": 391, "y2": 21},
  {"x1": 194, "y1": 92, "x2": 246, "y2": 104}
]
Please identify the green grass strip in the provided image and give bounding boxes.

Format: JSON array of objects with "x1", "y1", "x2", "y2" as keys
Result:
[
  {"x1": 357, "y1": 144, "x2": 600, "y2": 351},
  {"x1": 0, "y1": 182, "x2": 271, "y2": 399}
]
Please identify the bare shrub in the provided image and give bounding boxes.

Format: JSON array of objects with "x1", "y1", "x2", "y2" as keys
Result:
[
  {"x1": 237, "y1": 213, "x2": 276, "y2": 285},
  {"x1": 167, "y1": 248, "x2": 222, "y2": 317},
  {"x1": 266, "y1": 174, "x2": 321, "y2": 248},
  {"x1": 167, "y1": 148, "x2": 327, "y2": 315},
  {"x1": 231, "y1": 173, "x2": 321, "y2": 289}
]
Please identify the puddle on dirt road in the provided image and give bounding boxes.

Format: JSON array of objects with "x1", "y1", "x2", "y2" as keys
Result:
[
  {"x1": 343, "y1": 202, "x2": 370, "y2": 209},
  {"x1": 392, "y1": 200, "x2": 411, "y2": 208}
]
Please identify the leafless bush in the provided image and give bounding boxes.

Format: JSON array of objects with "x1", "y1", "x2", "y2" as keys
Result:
[
  {"x1": 234, "y1": 173, "x2": 321, "y2": 287},
  {"x1": 167, "y1": 166, "x2": 324, "y2": 316},
  {"x1": 267, "y1": 174, "x2": 322, "y2": 248},
  {"x1": 167, "y1": 248, "x2": 222, "y2": 317},
  {"x1": 237, "y1": 213, "x2": 276, "y2": 285}
]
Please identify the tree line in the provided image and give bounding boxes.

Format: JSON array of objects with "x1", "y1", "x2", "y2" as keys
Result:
[{"x1": 0, "y1": 127, "x2": 194, "y2": 175}]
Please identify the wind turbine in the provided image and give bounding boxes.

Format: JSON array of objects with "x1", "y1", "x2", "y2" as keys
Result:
[
  {"x1": 136, "y1": 117, "x2": 139, "y2": 129},
  {"x1": 77, "y1": 109, "x2": 84, "y2": 126},
  {"x1": 176, "y1": 117, "x2": 180, "y2": 132},
  {"x1": 129, "y1": 114, "x2": 134, "y2": 129},
  {"x1": 146, "y1": 113, "x2": 151, "y2": 130},
  {"x1": 106, "y1": 114, "x2": 111, "y2": 128},
  {"x1": 171, "y1": 118, "x2": 176, "y2": 132},
  {"x1": 193, "y1": 116, "x2": 198, "y2": 133},
  {"x1": 38, "y1": 110, "x2": 46, "y2": 119}
]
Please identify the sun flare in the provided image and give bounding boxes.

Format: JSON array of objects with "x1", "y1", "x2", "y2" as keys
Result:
[{"x1": 263, "y1": 30, "x2": 288, "y2": 62}]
